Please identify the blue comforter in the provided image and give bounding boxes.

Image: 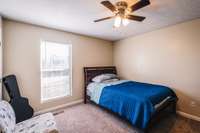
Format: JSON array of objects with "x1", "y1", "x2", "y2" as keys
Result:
[{"x1": 99, "y1": 81, "x2": 177, "y2": 129}]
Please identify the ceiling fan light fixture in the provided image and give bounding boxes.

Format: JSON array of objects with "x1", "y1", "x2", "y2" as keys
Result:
[
  {"x1": 122, "y1": 18, "x2": 129, "y2": 26},
  {"x1": 114, "y1": 16, "x2": 122, "y2": 28}
]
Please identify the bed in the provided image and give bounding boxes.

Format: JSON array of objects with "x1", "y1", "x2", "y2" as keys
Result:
[{"x1": 84, "y1": 66, "x2": 178, "y2": 131}]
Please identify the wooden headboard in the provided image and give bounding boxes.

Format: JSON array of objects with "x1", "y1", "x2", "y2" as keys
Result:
[{"x1": 83, "y1": 66, "x2": 117, "y2": 103}]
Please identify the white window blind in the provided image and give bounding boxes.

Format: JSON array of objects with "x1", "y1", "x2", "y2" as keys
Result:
[{"x1": 40, "y1": 41, "x2": 72, "y2": 102}]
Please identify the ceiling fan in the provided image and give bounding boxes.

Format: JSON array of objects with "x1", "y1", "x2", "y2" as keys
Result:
[{"x1": 94, "y1": 0, "x2": 150, "y2": 28}]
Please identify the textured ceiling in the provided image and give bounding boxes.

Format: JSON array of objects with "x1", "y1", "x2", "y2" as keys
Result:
[{"x1": 0, "y1": 0, "x2": 200, "y2": 41}]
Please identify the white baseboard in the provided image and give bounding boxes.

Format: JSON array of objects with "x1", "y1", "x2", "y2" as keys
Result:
[
  {"x1": 34, "y1": 99, "x2": 84, "y2": 116},
  {"x1": 177, "y1": 111, "x2": 200, "y2": 122},
  {"x1": 34, "y1": 101, "x2": 200, "y2": 122}
]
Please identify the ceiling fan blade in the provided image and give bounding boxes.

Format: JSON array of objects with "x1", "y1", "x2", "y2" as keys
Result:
[
  {"x1": 130, "y1": 0, "x2": 150, "y2": 12},
  {"x1": 94, "y1": 16, "x2": 113, "y2": 22},
  {"x1": 101, "y1": 1, "x2": 116, "y2": 12},
  {"x1": 127, "y1": 15, "x2": 146, "y2": 22}
]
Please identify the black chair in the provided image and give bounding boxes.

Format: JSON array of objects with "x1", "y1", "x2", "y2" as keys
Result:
[{"x1": 3, "y1": 75, "x2": 34, "y2": 123}]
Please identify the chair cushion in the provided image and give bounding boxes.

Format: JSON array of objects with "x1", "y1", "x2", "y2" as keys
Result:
[
  {"x1": 0, "y1": 100, "x2": 16, "y2": 133},
  {"x1": 15, "y1": 113, "x2": 57, "y2": 133}
]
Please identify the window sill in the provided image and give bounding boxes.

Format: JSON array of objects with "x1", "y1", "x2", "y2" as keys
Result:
[{"x1": 41, "y1": 94, "x2": 72, "y2": 104}]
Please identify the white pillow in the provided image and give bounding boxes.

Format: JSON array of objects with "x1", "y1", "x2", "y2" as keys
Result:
[{"x1": 92, "y1": 74, "x2": 118, "y2": 83}]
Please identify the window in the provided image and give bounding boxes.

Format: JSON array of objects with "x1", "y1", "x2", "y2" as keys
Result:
[{"x1": 40, "y1": 41, "x2": 72, "y2": 102}]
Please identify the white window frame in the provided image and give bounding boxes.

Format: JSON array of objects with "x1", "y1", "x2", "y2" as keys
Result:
[{"x1": 40, "y1": 40, "x2": 72, "y2": 103}]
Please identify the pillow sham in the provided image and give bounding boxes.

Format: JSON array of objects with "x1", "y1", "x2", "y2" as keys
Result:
[
  {"x1": 102, "y1": 78, "x2": 119, "y2": 83},
  {"x1": 92, "y1": 73, "x2": 118, "y2": 83}
]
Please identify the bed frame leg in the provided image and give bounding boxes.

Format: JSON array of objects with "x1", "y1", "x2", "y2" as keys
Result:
[
  {"x1": 143, "y1": 128, "x2": 148, "y2": 133},
  {"x1": 172, "y1": 101, "x2": 177, "y2": 114}
]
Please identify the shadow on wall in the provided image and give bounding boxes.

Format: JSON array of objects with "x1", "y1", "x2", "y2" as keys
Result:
[
  {"x1": 2, "y1": 87, "x2": 10, "y2": 101},
  {"x1": 172, "y1": 88, "x2": 200, "y2": 117}
]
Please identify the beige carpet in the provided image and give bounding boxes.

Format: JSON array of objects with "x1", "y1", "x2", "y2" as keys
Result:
[{"x1": 54, "y1": 103, "x2": 200, "y2": 133}]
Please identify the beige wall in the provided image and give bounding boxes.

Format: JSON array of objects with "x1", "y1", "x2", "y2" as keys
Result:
[
  {"x1": 0, "y1": 16, "x2": 2, "y2": 99},
  {"x1": 3, "y1": 20, "x2": 113, "y2": 112},
  {"x1": 0, "y1": 16, "x2": 2, "y2": 41},
  {"x1": 114, "y1": 19, "x2": 200, "y2": 117}
]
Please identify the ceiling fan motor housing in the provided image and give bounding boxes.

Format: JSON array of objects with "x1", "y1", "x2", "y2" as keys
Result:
[
  {"x1": 116, "y1": 1, "x2": 128, "y2": 8},
  {"x1": 115, "y1": 1, "x2": 129, "y2": 17}
]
